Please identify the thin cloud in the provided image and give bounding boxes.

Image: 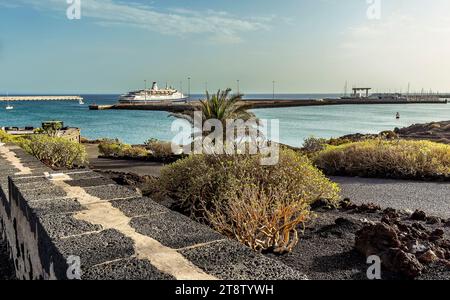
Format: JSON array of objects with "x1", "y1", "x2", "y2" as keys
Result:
[
  {"x1": 0, "y1": 0, "x2": 271, "y2": 43},
  {"x1": 341, "y1": 13, "x2": 450, "y2": 51}
]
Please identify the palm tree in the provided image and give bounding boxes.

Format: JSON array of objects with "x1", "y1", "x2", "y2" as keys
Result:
[
  {"x1": 200, "y1": 89, "x2": 255, "y2": 122},
  {"x1": 170, "y1": 89, "x2": 260, "y2": 151},
  {"x1": 171, "y1": 88, "x2": 255, "y2": 126}
]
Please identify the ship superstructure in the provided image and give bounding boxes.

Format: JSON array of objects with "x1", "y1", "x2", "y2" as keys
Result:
[{"x1": 119, "y1": 82, "x2": 186, "y2": 103}]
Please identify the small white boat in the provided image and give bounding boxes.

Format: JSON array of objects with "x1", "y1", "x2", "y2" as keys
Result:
[
  {"x1": 79, "y1": 99, "x2": 85, "y2": 105},
  {"x1": 5, "y1": 99, "x2": 13, "y2": 110},
  {"x1": 4, "y1": 93, "x2": 13, "y2": 110}
]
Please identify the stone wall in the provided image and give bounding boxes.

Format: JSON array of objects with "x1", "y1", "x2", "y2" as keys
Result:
[{"x1": 0, "y1": 143, "x2": 306, "y2": 280}]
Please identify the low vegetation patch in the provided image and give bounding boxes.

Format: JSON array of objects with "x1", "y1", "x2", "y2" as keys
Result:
[
  {"x1": 302, "y1": 131, "x2": 399, "y2": 153},
  {"x1": 0, "y1": 130, "x2": 26, "y2": 144},
  {"x1": 98, "y1": 139, "x2": 134, "y2": 157},
  {"x1": 314, "y1": 139, "x2": 450, "y2": 180},
  {"x1": 98, "y1": 138, "x2": 180, "y2": 162},
  {"x1": 159, "y1": 148, "x2": 340, "y2": 253},
  {"x1": 25, "y1": 135, "x2": 87, "y2": 169},
  {"x1": 1, "y1": 130, "x2": 87, "y2": 169},
  {"x1": 144, "y1": 138, "x2": 175, "y2": 158},
  {"x1": 302, "y1": 136, "x2": 328, "y2": 152}
]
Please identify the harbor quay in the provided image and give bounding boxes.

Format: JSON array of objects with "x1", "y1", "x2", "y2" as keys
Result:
[
  {"x1": 89, "y1": 97, "x2": 449, "y2": 113},
  {"x1": 0, "y1": 96, "x2": 84, "y2": 102}
]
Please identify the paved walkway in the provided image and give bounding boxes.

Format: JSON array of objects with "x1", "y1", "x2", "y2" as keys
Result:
[
  {"x1": 332, "y1": 176, "x2": 450, "y2": 219},
  {"x1": 85, "y1": 144, "x2": 164, "y2": 177}
]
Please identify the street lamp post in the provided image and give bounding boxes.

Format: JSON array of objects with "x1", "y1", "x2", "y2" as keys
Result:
[
  {"x1": 144, "y1": 80, "x2": 147, "y2": 104},
  {"x1": 272, "y1": 81, "x2": 276, "y2": 100},
  {"x1": 188, "y1": 77, "x2": 191, "y2": 99}
]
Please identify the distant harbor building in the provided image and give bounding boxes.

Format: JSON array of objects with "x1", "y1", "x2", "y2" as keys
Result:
[
  {"x1": 339, "y1": 86, "x2": 443, "y2": 103},
  {"x1": 342, "y1": 87, "x2": 408, "y2": 102},
  {"x1": 351, "y1": 87, "x2": 372, "y2": 98}
]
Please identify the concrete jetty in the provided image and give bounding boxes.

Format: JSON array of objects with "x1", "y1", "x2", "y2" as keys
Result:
[
  {"x1": 89, "y1": 97, "x2": 448, "y2": 113},
  {"x1": 0, "y1": 96, "x2": 83, "y2": 102}
]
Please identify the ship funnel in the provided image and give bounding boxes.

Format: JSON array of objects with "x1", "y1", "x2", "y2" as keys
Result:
[{"x1": 152, "y1": 82, "x2": 159, "y2": 91}]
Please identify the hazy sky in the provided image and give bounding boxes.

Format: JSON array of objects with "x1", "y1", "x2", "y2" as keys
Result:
[{"x1": 1, "y1": 0, "x2": 450, "y2": 94}]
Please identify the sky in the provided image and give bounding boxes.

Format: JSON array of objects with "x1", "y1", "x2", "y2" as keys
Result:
[{"x1": 1, "y1": 0, "x2": 450, "y2": 94}]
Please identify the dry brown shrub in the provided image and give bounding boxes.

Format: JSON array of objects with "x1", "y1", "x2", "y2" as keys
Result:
[{"x1": 206, "y1": 183, "x2": 311, "y2": 253}]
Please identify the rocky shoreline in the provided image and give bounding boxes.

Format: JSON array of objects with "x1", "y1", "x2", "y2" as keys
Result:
[
  {"x1": 348, "y1": 120, "x2": 450, "y2": 144},
  {"x1": 316, "y1": 120, "x2": 450, "y2": 146},
  {"x1": 395, "y1": 121, "x2": 450, "y2": 144}
]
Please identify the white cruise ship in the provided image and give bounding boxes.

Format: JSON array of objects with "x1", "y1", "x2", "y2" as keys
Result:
[{"x1": 119, "y1": 82, "x2": 186, "y2": 103}]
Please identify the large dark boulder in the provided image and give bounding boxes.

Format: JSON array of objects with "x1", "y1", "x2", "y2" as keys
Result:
[
  {"x1": 355, "y1": 223, "x2": 401, "y2": 256},
  {"x1": 355, "y1": 223, "x2": 425, "y2": 278}
]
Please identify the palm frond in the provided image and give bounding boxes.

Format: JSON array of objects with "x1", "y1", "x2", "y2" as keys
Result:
[
  {"x1": 168, "y1": 112, "x2": 195, "y2": 125},
  {"x1": 170, "y1": 88, "x2": 259, "y2": 140}
]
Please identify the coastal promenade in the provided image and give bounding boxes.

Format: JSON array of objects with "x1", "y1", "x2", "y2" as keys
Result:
[
  {"x1": 89, "y1": 98, "x2": 448, "y2": 113},
  {"x1": 0, "y1": 96, "x2": 83, "y2": 102}
]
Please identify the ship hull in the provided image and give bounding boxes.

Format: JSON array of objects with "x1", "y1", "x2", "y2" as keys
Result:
[{"x1": 119, "y1": 94, "x2": 187, "y2": 103}]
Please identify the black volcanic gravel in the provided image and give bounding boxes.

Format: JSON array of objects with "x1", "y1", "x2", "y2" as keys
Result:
[
  {"x1": 265, "y1": 209, "x2": 387, "y2": 280},
  {"x1": 0, "y1": 237, "x2": 15, "y2": 280},
  {"x1": 266, "y1": 207, "x2": 450, "y2": 280}
]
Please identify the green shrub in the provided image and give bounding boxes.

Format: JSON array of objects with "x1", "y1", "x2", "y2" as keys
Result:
[
  {"x1": 379, "y1": 130, "x2": 399, "y2": 140},
  {"x1": 303, "y1": 136, "x2": 327, "y2": 152},
  {"x1": 0, "y1": 129, "x2": 7, "y2": 141},
  {"x1": 25, "y1": 135, "x2": 87, "y2": 169},
  {"x1": 98, "y1": 139, "x2": 132, "y2": 157},
  {"x1": 41, "y1": 121, "x2": 63, "y2": 137},
  {"x1": 159, "y1": 149, "x2": 340, "y2": 252},
  {"x1": 123, "y1": 146, "x2": 149, "y2": 158},
  {"x1": 0, "y1": 130, "x2": 28, "y2": 145},
  {"x1": 1, "y1": 130, "x2": 86, "y2": 169},
  {"x1": 145, "y1": 138, "x2": 174, "y2": 158},
  {"x1": 98, "y1": 139, "x2": 150, "y2": 158},
  {"x1": 314, "y1": 139, "x2": 450, "y2": 179},
  {"x1": 0, "y1": 131, "x2": 35, "y2": 153},
  {"x1": 326, "y1": 137, "x2": 354, "y2": 147}
]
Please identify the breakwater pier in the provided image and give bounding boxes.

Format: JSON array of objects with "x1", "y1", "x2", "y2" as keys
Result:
[
  {"x1": 89, "y1": 97, "x2": 448, "y2": 113},
  {"x1": 0, "y1": 96, "x2": 83, "y2": 102}
]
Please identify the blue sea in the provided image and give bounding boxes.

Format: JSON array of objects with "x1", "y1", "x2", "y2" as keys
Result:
[{"x1": 1, "y1": 94, "x2": 449, "y2": 147}]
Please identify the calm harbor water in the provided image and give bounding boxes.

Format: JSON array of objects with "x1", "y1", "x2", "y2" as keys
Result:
[{"x1": 1, "y1": 94, "x2": 449, "y2": 147}]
